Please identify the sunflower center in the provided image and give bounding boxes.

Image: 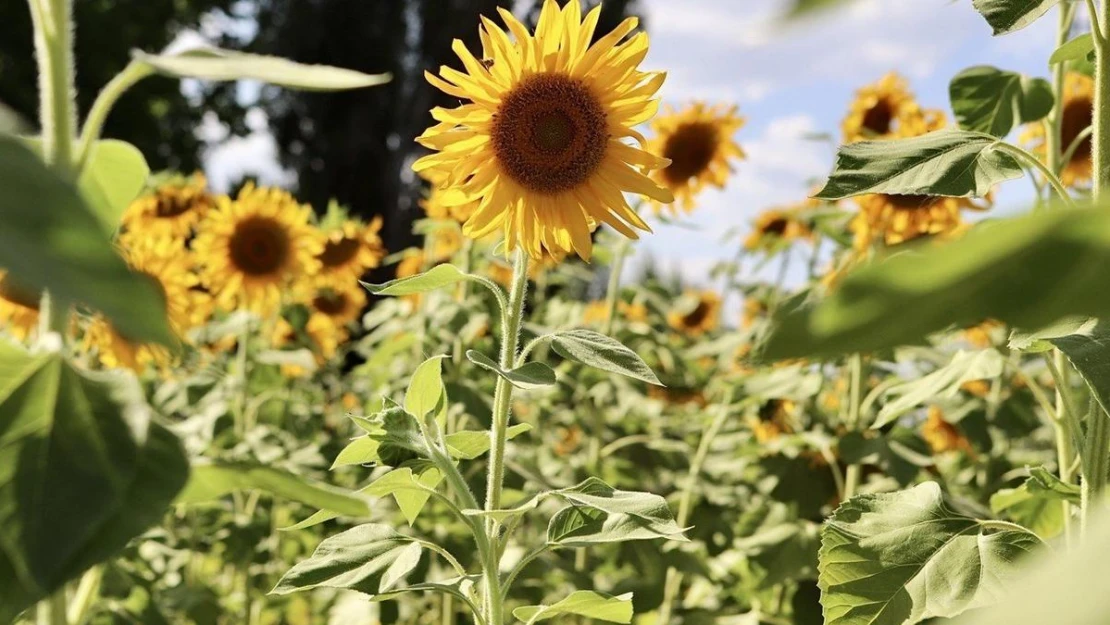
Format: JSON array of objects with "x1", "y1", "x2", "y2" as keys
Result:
[
  {"x1": 1061, "y1": 97, "x2": 1093, "y2": 163},
  {"x1": 683, "y1": 300, "x2": 711, "y2": 327},
  {"x1": 661, "y1": 122, "x2": 718, "y2": 184},
  {"x1": 320, "y1": 236, "x2": 361, "y2": 268},
  {"x1": 491, "y1": 73, "x2": 608, "y2": 194},
  {"x1": 229, "y1": 216, "x2": 290, "y2": 276},
  {"x1": 862, "y1": 99, "x2": 894, "y2": 136},
  {"x1": 0, "y1": 275, "x2": 40, "y2": 310},
  {"x1": 313, "y1": 291, "x2": 349, "y2": 316},
  {"x1": 758, "y1": 399, "x2": 784, "y2": 422},
  {"x1": 155, "y1": 190, "x2": 197, "y2": 218},
  {"x1": 763, "y1": 217, "x2": 790, "y2": 236},
  {"x1": 883, "y1": 194, "x2": 940, "y2": 211}
]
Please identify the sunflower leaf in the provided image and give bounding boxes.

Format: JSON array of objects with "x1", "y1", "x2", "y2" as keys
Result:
[
  {"x1": 362, "y1": 264, "x2": 469, "y2": 296},
  {"x1": 949, "y1": 66, "x2": 1053, "y2": 137},
  {"x1": 972, "y1": 0, "x2": 1061, "y2": 35},
  {"x1": 176, "y1": 461, "x2": 369, "y2": 517},
  {"x1": 133, "y1": 48, "x2": 390, "y2": 91},
  {"x1": 761, "y1": 207, "x2": 1110, "y2": 361},
  {"x1": 466, "y1": 350, "x2": 556, "y2": 389},
  {"x1": 512, "y1": 591, "x2": 634, "y2": 625},
  {"x1": 814, "y1": 129, "x2": 1023, "y2": 200},
  {"x1": 549, "y1": 329, "x2": 662, "y2": 386},
  {"x1": 271, "y1": 524, "x2": 422, "y2": 596},
  {"x1": 1050, "y1": 33, "x2": 1095, "y2": 65}
]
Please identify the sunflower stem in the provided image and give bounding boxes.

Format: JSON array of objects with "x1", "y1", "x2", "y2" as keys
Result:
[
  {"x1": 482, "y1": 247, "x2": 529, "y2": 625},
  {"x1": 75, "y1": 60, "x2": 154, "y2": 172},
  {"x1": 994, "y1": 142, "x2": 1073, "y2": 207},
  {"x1": 28, "y1": 0, "x2": 77, "y2": 179},
  {"x1": 842, "y1": 353, "x2": 866, "y2": 500}
]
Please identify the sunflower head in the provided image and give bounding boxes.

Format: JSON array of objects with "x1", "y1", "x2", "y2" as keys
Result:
[
  {"x1": 1022, "y1": 72, "x2": 1093, "y2": 187},
  {"x1": 307, "y1": 280, "x2": 367, "y2": 328},
  {"x1": 0, "y1": 271, "x2": 41, "y2": 341},
  {"x1": 420, "y1": 170, "x2": 482, "y2": 223},
  {"x1": 193, "y1": 184, "x2": 322, "y2": 315},
  {"x1": 667, "y1": 290, "x2": 721, "y2": 336},
  {"x1": 82, "y1": 318, "x2": 174, "y2": 374},
  {"x1": 122, "y1": 173, "x2": 214, "y2": 239},
  {"x1": 842, "y1": 73, "x2": 929, "y2": 143},
  {"x1": 414, "y1": 0, "x2": 674, "y2": 261},
  {"x1": 648, "y1": 102, "x2": 746, "y2": 214},
  {"x1": 744, "y1": 204, "x2": 813, "y2": 251},
  {"x1": 317, "y1": 217, "x2": 386, "y2": 285},
  {"x1": 750, "y1": 398, "x2": 796, "y2": 444}
]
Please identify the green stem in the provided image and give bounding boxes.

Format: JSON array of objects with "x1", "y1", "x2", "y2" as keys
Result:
[
  {"x1": 994, "y1": 142, "x2": 1073, "y2": 207},
  {"x1": 67, "y1": 566, "x2": 103, "y2": 625},
  {"x1": 74, "y1": 61, "x2": 155, "y2": 170},
  {"x1": 1096, "y1": 0, "x2": 1110, "y2": 198},
  {"x1": 482, "y1": 248, "x2": 529, "y2": 625},
  {"x1": 1047, "y1": 3, "x2": 1076, "y2": 185},
  {"x1": 657, "y1": 394, "x2": 734, "y2": 625},
  {"x1": 842, "y1": 353, "x2": 866, "y2": 500},
  {"x1": 602, "y1": 238, "x2": 631, "y2": 336},
  {"x1": 28, "y1": 0, "x2": 77, "y2": 177},
  {"x1": 38, "y1": 590, "x2": 68, "y2": 625},
  {"x1": 1083, "y1": 400, "x2": 1110, "y2": 534}
]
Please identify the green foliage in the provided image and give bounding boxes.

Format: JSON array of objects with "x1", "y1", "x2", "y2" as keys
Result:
[
  {"x1": 175, "y1": 462, "x2": 370, "y2": 517},
  {"x1": 763, "y1": 208, "x2": 1110, "y2": 360},
  {"x1": 0, "y1": 341, "x2": 187, "y2": 623},
  {"x1": 467, "y1": 350, "x2": 557, "y2": 390},
  {"x1": 972, "y1": 0, "x2": 1061, "y2": 35},
  {"x1": 949, "y1": 66, "x2": 1053, "y2": 137},
  {"x1": 132, "y1": 49, "x2": 391, "y2": 91},
  {"x1": 513, "y1": 591, "x2": 634, "y2": 624},
  {"x1": 1051, "y1": 33, "x2": 1096, "y2": 65},
  {"x1": 814, "y1": 130, "x2": 1023, "y2": 200},
  {"x1": 271, "y1": 524, "x2": 422, "y2": 596},
  {"x1": 819, "y1": 483, "x2": 1040, "y2": 625},
  {"x1": 550, "y1": 329, "x2": 662, "y2": 385},
  {"x1": 873, "y1": 350, "x2": 1006, "y2": 428},
  {"x1": 364, "y1": 264, "x2": 475, "y2": 296},
  {"x1": 0, "y1": 134, "x2": 171, "y2": 344}
]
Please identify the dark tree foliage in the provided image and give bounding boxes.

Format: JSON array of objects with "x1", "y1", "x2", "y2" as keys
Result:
[
  {"x1": 0, "y1": 0, "x2": 242, "y2": 172},
  {"x1": 251, "y1": 0, "x2": 645, "y2": 255}
]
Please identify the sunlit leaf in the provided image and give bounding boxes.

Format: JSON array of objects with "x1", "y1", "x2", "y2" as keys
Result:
[
  {"x1": 1050, "y1": 33, "x2": 1095, "y2": 65},
  {"x1": 77, "y1": 139, "x2": 149, "y2": 232},
  {"x1": 176, "y1": 462, "x2": 369, "y2": 517},
  {"x1": 550, "y1": 329, "x2": 662, "y2": 385},
  {"x1": 872, "y1": 350, "x2": 1006, "y2": 428},
  {"x1": 972, "y1": 0, "x2": 1061, "y2": 35},
  {"x1": 271, "y1": 524, "x2": 422, "y2": 596},
  {"x1": 512, "y1": 591, "x2": 634, "y2": 624},
  {"x1": 445, "y1": 424, "x2": 532, "y2": 460},
  {"x1": 363, "y1": 264, "x2": 469, "y2": 296},
  {"x1": 133, "y1": 48, "x2": 390, "y2": 90},
  {"x1": 949, "y1": 66, "x2": 1053, "y2": 136},
  {"x1": 466, "y1": 350, "x2": 556, "y2": 390}
]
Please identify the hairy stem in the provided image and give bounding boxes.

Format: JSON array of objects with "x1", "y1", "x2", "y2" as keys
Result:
[
  {"x1": 28, "y1": 0, "x2": 77, "y2": 177},
  {"x1": 842, "y1": 353, "x2": 866, "y2": 500}
]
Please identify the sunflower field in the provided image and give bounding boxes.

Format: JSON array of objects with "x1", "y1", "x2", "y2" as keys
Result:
[{"x1": 5, "y1": 0, "x2": 1110, "y2": 624}]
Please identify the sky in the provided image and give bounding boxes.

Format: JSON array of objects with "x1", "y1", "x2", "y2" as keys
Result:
[{"x1": 196, "y1": 0, "x2": 1066, "y2": 289}]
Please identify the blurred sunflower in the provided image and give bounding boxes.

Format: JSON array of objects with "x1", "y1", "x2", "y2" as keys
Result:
[
  {"x1": 647, "y1": 102, "x2": 745, "y2": 214},
  {"x1": 1022, "y1": 72, "x2": 1093, "y2": 187},
  {"x1": 83, "y1": 237, "x2": 200, "y2": 372},
  {"x1": 964, "y1": 319, "x2": 1003, "y2": 348},
  {"x1": 921, "y1": 406, "x2": 973, "y2": 455},
  {"x1": 740, "y1": 297, "x2": 767, "y2": 329},
  {"x1": 317, "y1": 217, "x2": 386, "y2": 286},
  {"x1": 430, "y1": 226, "x2": 464, "y2": 263},
  {"x1": 413, "y1": 0, "x2": 673, "y2": 261},
  {"x1": 744, "y1": 205, "x2": 813, "y2": 251},
  {"x1": 842, "y1": 73, "x2": 928, "y2": 143},
  {"x1": 193, "y1": 184, "x2": 322, "y2": 315},
  {"x1": 271, "y1": 315, "x2": 342, "y2": 377},
  {"x1": 750, "y1": 398, "x2": 796, "y2": 444},
  {"x1": 0, "y1": 272, "x2": 41, "y2": 341},
  {"x1": 307, "y1": 281, "x2": 368, "y2": 328},
  {"x1": 582, "y1": 299, "x2": 648, "y2": 325},
  {"x1": 668, "y1": 290, "x2": 721, "y2": 336},
  {"x1": 122, "y1": 173, "x2": 214, "y2": 239}
]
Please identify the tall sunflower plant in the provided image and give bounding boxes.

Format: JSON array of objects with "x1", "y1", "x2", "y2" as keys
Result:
[
  {"x1": 0, "y1": 0, "x2": 390, "y2": 621},
  {"x1": 747, "y1": 2, "x2": 1110, "y2": 625}
]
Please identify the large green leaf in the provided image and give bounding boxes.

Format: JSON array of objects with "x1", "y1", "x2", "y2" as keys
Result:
[
  {"x1": 0, "y1": 135, "x2": 171, "y2": 344},
  {"x1": 550, "y1": 329, "x2": 661, "y2": 385},
  {"x1": 813, "y1": 130, "x2": 1022, "y2": 200},
  {"x1": 972, "y1": 0, "x2": 1061, "y2": 35},
  {"x1": 363, "y1": 465, "x2": 443, "y2": 525},
  {"x1": 133, "y1": 48, "x2": 390, "y2": 90},
  {"x1": 1049, "y1": 321, "x2": 1110, "y2": 416},
  {"x1": 466, "y1": 350, "x2": 556, "y2": 390},
  {"x1": 761, "y1": 208, "x2": 1110, "y2": 361},
  {"x1": 363, "y1": 264, "x2": 471, "y2": 297},
  {"x1": 819, "y1": 482, "x2": 1039, "y2": 625},
  {"x1": 405, "y1": 355, "x2": 448, "y2": 425},
  {"x1": 1050, "y1": 34, "x2": 1095, "y2": 65},
  {"x1": 0, "y1": 343, "x2": 188, "y2": 623},
  {"x1": 176, "y1": 462, "x2": 369, "y2": 517},
  {"x1": 271, "y1": 524, "x2": 422, "y2": 596},
  {"x1": 547, "y1": 505, "x2": 683, "y2": 547},
  {"x1": 990, "y1": 468, "x2": 1073, "y2": 540},
  {"x1": 551, "y1": 478, "x2": 687, "y2": 540},
  {"x1": 872, "y1": 350, "x2": 1006, "y2": 429},
  {"x1": 949, "y1": 66, "x2": 1053, "y2": 137},
  {"x1": 512, "y1": 591, "x2": 634, "y2": 625}
]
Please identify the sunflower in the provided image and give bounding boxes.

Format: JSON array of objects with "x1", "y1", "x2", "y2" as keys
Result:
[
  {"x1": 921, "y1": 406, "x2": 973, "y2": 455},
  {"x1": 842, "y1": 73, "x2": 930, "y2": 143},
  {"x1": 271, "y1": 315, "x2": 342, "y2": 377},
  {"x1": 647, "y1": 102, "x2": 745, "y2": 214},
  {"x1": 0, "y1": 272, "x2": 41, "y2": 341},
  {"x1": 413, "y1": 0, "x2": 673, "y2": 261},
  {"x1": 82, "y1": 237, "x2": 200, "y2": 372},
  {"x1": 122, "y1": 173, "x2": 215, "y2": 239},
  {"x1": 647, "y1": 385, "x2": 707, "y2": 407},
  {"x1": 749, "y1": 398, "x2": 796, "y2": 444},
  {"x1": 668, "y1": 290, "x2": 721, "y2": 336},
  {"x1": 582, "y1": 299, "x2": 648, "y2": 325},
  {"x1": 850, "y1": 112, "x2": 987, "y2": 249},
  {"x1": 740, "y1": 297, "x2": 767, "y2": 329},
  {"x1": 306, "y1": 280, "x2": 367, "y2": 328},
  {"x1": 317, "y1": 217, "x2": 386, "y2": 286},
  {"x1": 1022, "y1": 72, "x2": 1093, "y2": 187},
  {"x1": 430, "y1": 226, "x2": 464, "y2": 263},
  {"x1": 420, "y1": 170, "x2": 482, "y2": 224},
  {"x1": 193, "y1": 184, "x2": 322, "y2": 315},
  {"x1": 744, "y1": 205, "x2": 813, "y2": 251},
  {"x1": 964, "y1": 319, "x2": 1003, "y2": 348}
]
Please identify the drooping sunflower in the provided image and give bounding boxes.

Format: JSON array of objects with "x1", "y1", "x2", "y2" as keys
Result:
[
  {"x1": 667, "y1": 290, "x2": 721, "y2": 336},
  {"x1": 317, "y1": 217, "x2": 386, "y2": 286},
  {"x1": 744, "y1": 205, "x2": 813, "y2": 251},
  {"x1": 413, "y1": 0, "x2": 674, "y2": 261},
  {"x1": 193, "y1": 184, "x2": 322, "y2": 315},
  {"x1": 82, "y1": 237, "x2": 200, "y2": 373},
  {"x1": 0, "y1": 272, "x2": 41, "y2": 341},
  {"x1": 842, "y1": 73, "x2": 929, "y2": 143},
  {"x1": 647, "y1": 102, "x2": 745, "y2": 214},
  {"x1": 1022, "y1": 72, "x2": 1093, "y2": 187},
  {"x1": 121, "y1": 173, "x2": 215, "y2": 239}
]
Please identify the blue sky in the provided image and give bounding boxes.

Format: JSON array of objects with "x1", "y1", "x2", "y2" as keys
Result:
[
  {"x1": 633, "y1": 0, "x2": 1066, "y2": 285},
  {"x1": 198, "y1": 0, "x2": 1070, "y2": 287}
]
